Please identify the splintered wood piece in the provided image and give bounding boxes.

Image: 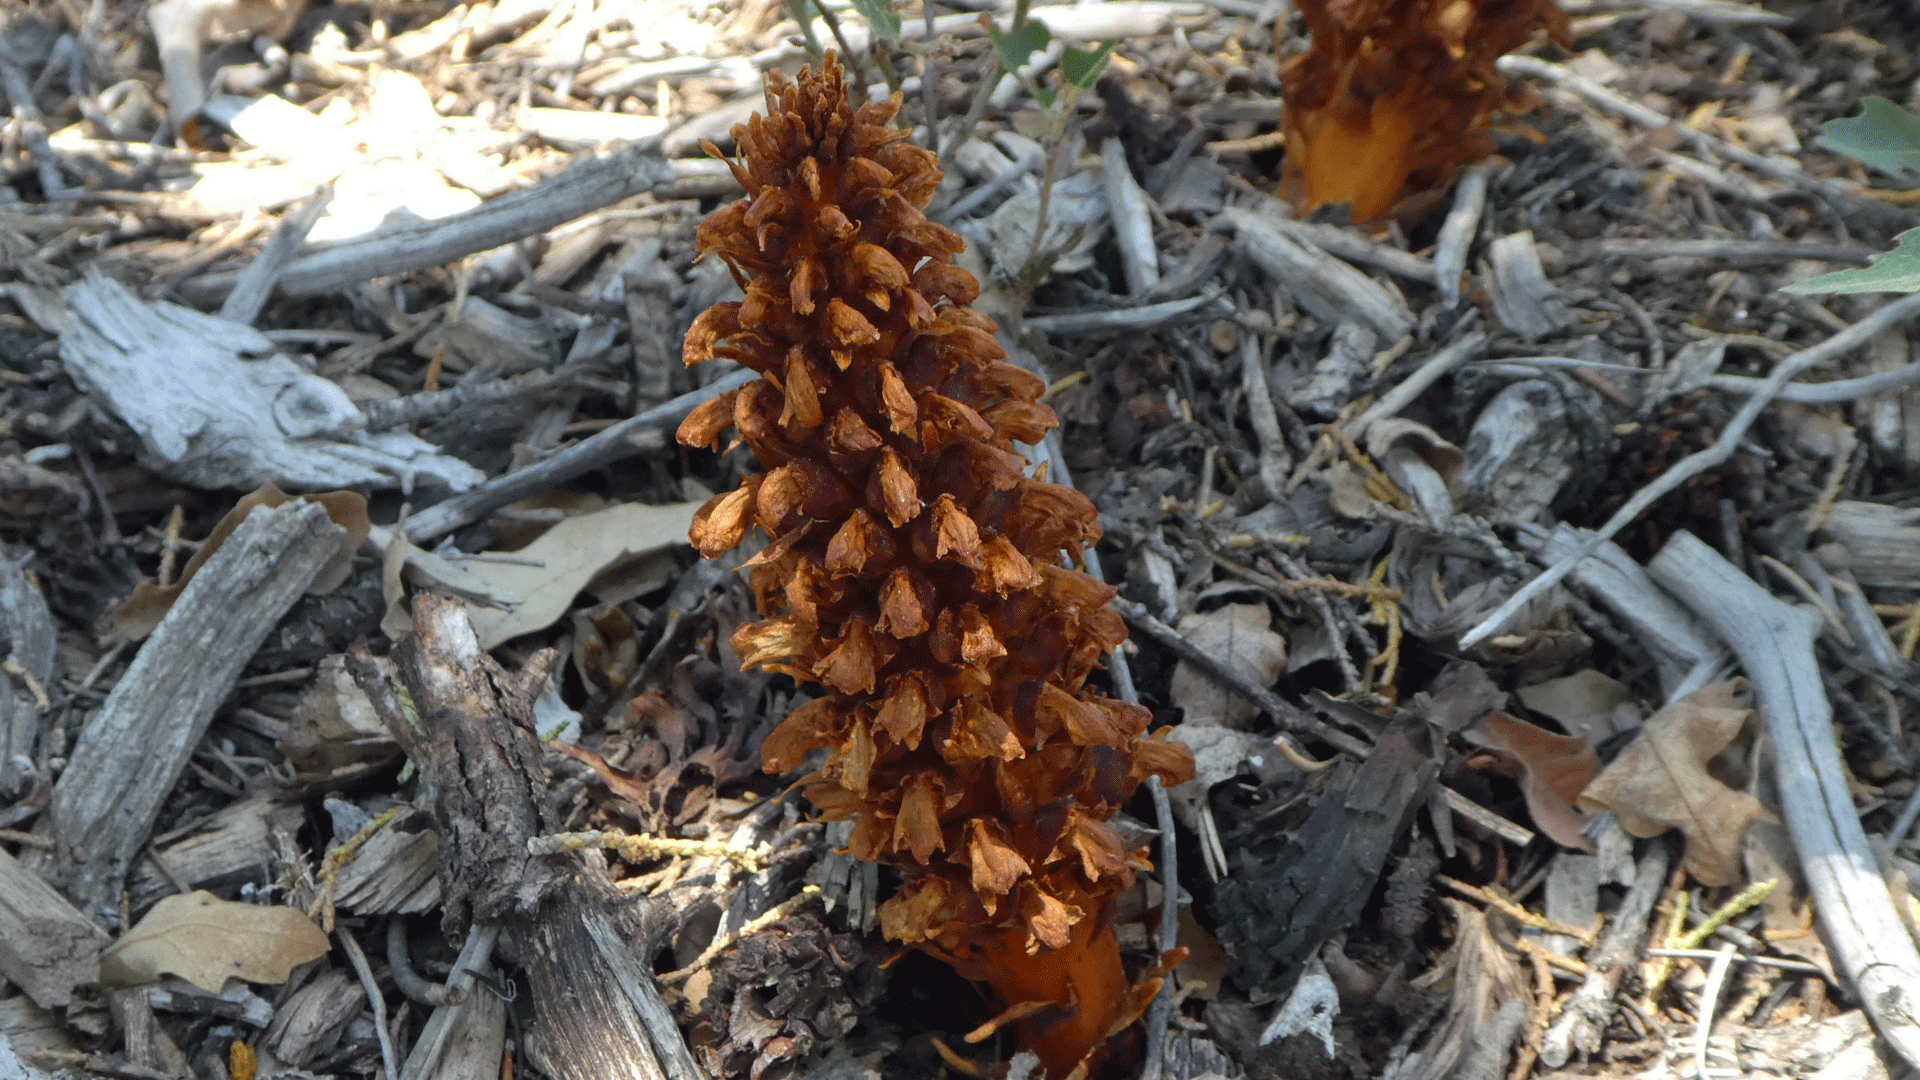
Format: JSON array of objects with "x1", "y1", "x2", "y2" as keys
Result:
[
  {"x1": 0, "y1": 848, "x2": 109, "y2": 1009},
  {"x1": 329, "y1": 818, "x2": 442, "y2": 916},
  {"x1": 263, "y1": 968, "x2": 365, "y2": 1068},
  {"x1": 178, "y1": 140, "x2": 676, "y2": 303},
  {"x1": 46, "y1": 501, "x2": 347, "y2": 920},
  {"x1": 350, "y1": 595, "x2": 700, "y2": 1080},
  {"x1": 129, "y1": 796, "x2": 306, "y2": 912}
]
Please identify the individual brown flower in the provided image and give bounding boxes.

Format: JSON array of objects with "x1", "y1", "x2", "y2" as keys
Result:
[{"x1": 677, "y1": 53, "x2": 1195, "y2": 1079}]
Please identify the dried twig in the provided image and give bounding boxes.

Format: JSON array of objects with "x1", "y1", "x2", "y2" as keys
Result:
[
  {"x1": 1501, "y1": 55, "x2": 1915, "y2": 225},
  {"x1": 404, "y1": 368, "x2": 755, "y2": 542},
  {"x1": 1433, "y1": 161, "x2": 1493, "y2": 306},
  {"x1": 337, "y1": 926, "x2": 400, "y2": 1080},
  {"x1": 1114, "y1": 598, "x2": 1373, "y2": 758},
  {"x1": 1462, "y1": 293, "x2": 1920, "y2": 649}
]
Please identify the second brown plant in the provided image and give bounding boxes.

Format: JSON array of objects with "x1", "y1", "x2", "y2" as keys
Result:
[{"x1": 676, "y1": 54, "x2": 1195, "y2": 1079}]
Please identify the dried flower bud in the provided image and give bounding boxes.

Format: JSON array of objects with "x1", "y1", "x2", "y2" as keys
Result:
[{"x1": 677, "y1": 54, "x2": 1193, "y2": 1079}]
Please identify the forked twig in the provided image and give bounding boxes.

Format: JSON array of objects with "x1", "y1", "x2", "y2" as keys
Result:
[{"x1": 1460, "y1": 293, "x2": 1920, "y2": 649}]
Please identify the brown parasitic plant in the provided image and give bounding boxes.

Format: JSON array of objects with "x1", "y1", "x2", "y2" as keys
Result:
[
  {"x1": 675, "y1": 53, "x2": 1196, "y2": 1079},
  {"x1": 1278, "y1": 0, "x2": 1569, "y2": 224}
]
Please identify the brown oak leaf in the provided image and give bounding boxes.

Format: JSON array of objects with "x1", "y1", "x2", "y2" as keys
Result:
[
  {"x1": 1469, "y1": 711, "x2": 1599, "y2": 852},
  {"x1": 1577, "y1": 681, "x2": 1759, "y2": 887}
]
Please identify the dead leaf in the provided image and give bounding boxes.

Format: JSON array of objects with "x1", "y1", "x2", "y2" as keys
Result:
[
  {"x1": 487, "y1": 489, "x2": 609, "y2": 551},
  {"x1": 1467, "y1": 711, "x2": 1598, "y2": 852},
  {"x1": 1577, "y1": 680, "x2": 1761, "y2": 887},
  {"x1": 1514, "y1": 669, "x2": 1637, "y2": 744},
  {"x1": 1169, "y1": 604, "x2": 1288, "y2": 729},
  {"x1": 109, "y1": 484, "x2": 370, "y2": 642},
  {"x1": 462, "y1": 501, "x2": 698, "y2": 648},
  {"x1": 100, "y1": 891, "x2": 329, "y2": 992},
  {"x1": 379, "y1": 512, "x2": 413, "y2": 641}
]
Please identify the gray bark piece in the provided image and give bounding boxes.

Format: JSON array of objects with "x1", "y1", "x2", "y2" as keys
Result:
[
  {"x1": 129, "y1": 796, "x2": 304, "y2": 912},
  {"x1": 1218, "y1": 206, "x2": 1415, "y2": 342},
  {"x1": 0, "y1": 552, "x2": 54, "y2": 799},
  {"x1": 180, "y1": 139, "x2": 676, "y2": 303},
  {"x1": 1650, "y1": 531, "x2": 1920, "y2": 1072},
  {"x1": 48, "y1": 501, "x2": 348, "y2": 920},
  {"x1": 0, "y1": 1030, "x2": 53, "y2": 1080},
  {"x1": 1101, "y1": 137, "x2": 1160, "y2": 297},
  {"x1": 265, "y1": 968, "x2": 366, "y2": 1068},
  {"x1": 1483, "y1": 231, "x2": 1574, "y2": 341},
  {"x1": 1293, "y1": 322, "x2": 1375, "y2": 420},
  {"x1": 0, "y1": 995, "x2": 73, "y2": 1061},
  {"x1": 623, "y1": 239, "x2": 681, "y2": 408},
  {"x1": 351, "y1": 597, "x2": 700, "y2": 1080},
  {"x1": 1460, "y1": 379, "x2": 1581, "y2": 524},
  {"x1": 0, "y1": 847, "x2": 108, "y2": 1009},
  {"x1": 59, "y1": 269, "x2": 484, "y2": 492},
  {"x1": 1818, "y1": 501, "x2": 1920, "y2": 587},
  {"x1": 1533, "y1": 523, "x2": 1724, "y2": 702}
]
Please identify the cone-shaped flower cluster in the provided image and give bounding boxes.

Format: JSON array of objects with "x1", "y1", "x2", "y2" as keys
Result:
[
  {"x1": 1278, "y1": 0, "x2": 1568, "y2": 223},
  {"x1": 676, "y1": 54, "x2": 1194, "y2": 1079}
]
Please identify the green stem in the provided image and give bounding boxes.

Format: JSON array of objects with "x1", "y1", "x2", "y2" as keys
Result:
[{"x1": 786, "y1": 0, "x2": 825, "y2": 63}]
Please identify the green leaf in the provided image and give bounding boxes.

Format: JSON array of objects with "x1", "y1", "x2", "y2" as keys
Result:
[
  {"x1": 850, "y1": 0, "x2": 901, "y2": 42},
  {"x1": 1061, "y1": 41, "x2": 1117, "y2": 91},
  {"x1": 987, "y1": 18, "x2": 1051, "y2": 74},
  {"x1": 1782, "y1": 228, "x2": 1920, "y2": 295},
  {"x1": 1033, "y1": 86, "x2": 1056, "y2": 109},
  {"x1": 1816, "y1": 96, "x2": 1920, "y2": 181}
]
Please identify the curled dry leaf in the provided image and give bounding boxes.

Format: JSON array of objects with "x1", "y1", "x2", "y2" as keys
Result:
[
  {"x1": 1577, "y1": 681, "x2": 1761, "y2": 887},
  {"x1": 100, "y1": 891, "x2": 330, "y2": 992},
  {"x1": 1169, "y1": 603, "x2": 1289, "y2": 729},
  {"x1": 460, "y1": 501, "x2": 698, "y2": 648},
  {"x1": 108, "y1": 483, "x2": 370, "y2": 642},
  {"x1": 1468, "y1": 711, "x2": 1598, "y2": 852},
  {"x1": 1513, "y1": 669, "x2": 1636, "y2": 745}
]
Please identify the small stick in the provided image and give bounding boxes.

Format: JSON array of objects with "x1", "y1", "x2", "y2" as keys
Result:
[
  {"x1": 528, "y1": 829, "x2": 770, "y2": 867},
  {"x1": 658, "y1": 885, "x2": 823, "y2": 985},
  {"x1": 1515, "y1": 934, "x2": 1588, "y2": 976},
  {"x1": 156, "y1": 504, "x2": 185, "y2": 587},
  {"x1": 1344, "y1": 331, "x2": 1487, "y2": 444},
  {"x1": 1461, "y1": 292, "x2": 1920, "y2": 649},
  {"x1": 1434, "y1": 162, "x2": 1493, "y2": 306},
  {"x1": 388, "y1": 919, "x2": 460, "y2": 1007},
  {"x1": 1044, "y1": 435, "x2": 1183, "y2": 1080},
  {"x1": 1692, "y1": 943, "x2": 1739, "y2": 1080},
  {"x1": 920, "y1": 0, "x2": 942, "y2": 158},
  {"x1": 338, "y1": 927, "x2": 400, "y2": 1080},
  {"x1": 1437, "y1": 875, "x2": 1599, "y2": 945},
  {"x1": 1115, "y1": 598, "x2": 1373, "y2": 759},
  {"x1": 403, "y1": 367, "x2": 756, "y2": 542},
  {"x1": 1708, "y1": 360, "x2": 1920, "y2": 404},
  {"x1": 1647, "y1": 948, "x2": 1827, "y2": 976}
]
